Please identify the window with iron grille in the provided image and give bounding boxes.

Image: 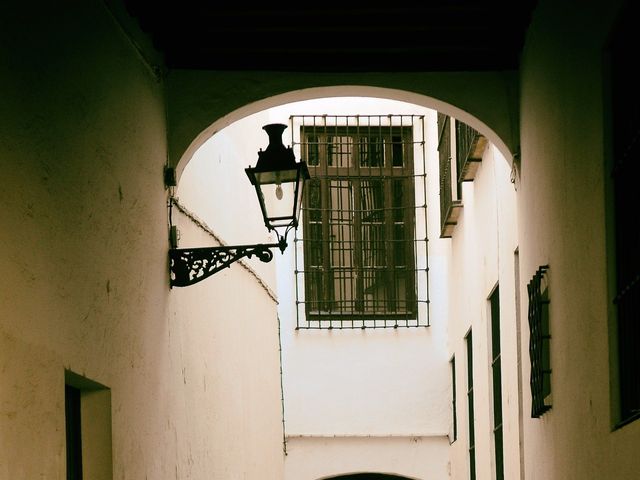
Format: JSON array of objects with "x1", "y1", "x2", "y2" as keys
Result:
[
  {"x1": 609, "y1": 2, "x2": 640, "y2": 427},
  {"x1": 438, "y1": 113, "x2": 486, "y2": 239},
  {"x1": 527, "y1": 265, "x2": 551, "y2": 418},
  {"x1": 292, "y1": 115, "x2": 429, "y2": 329},
  {"x1": 438, "y1": 113, "x2": 461, "y2": 238},
  {"x1": 456, "y1": 120, "x2": 486, "y2": 183}
]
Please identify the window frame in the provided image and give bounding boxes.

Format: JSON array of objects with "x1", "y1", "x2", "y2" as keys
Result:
[
  {"x1": 300, "y1": 125, "x2": 417, "y2": 322},
  {"x1": 451, "y1": 355, "x2": 458, "y2": 443},
  {"x1": 64, "y1": 370, "x2": 113, "y2": 480},
  {"x1": 466, "y1": 330, "x2": 476, "y2": 480},
  {"x1": 490, "y1": 287, "x2": 504, "y2": 480}
]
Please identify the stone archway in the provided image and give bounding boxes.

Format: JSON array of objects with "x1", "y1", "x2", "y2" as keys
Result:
[{"x1": 168, "y1": 83, "x2": 518, "y2": 181}]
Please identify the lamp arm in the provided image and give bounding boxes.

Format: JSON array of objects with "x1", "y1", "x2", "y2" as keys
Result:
[{"x1": 169, "y1": 242, "x2": 284, "y2": 287}]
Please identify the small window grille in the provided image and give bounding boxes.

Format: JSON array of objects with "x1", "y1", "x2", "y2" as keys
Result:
[
  {"x1": 455, "y1": 121, "x2": 486, "y2": 183},
  {"x1": 437, "y1": 113, "x2": 462, "y2": 238},
  {"x1": 291, "y1": 114, "x2": 429, "y2": 329},
  {"x1": 438, "y1": 114, "x2": 486, "y2": 239},
  {"x1": 527, "y1": 265, "x2": 551, "y2": 418}
]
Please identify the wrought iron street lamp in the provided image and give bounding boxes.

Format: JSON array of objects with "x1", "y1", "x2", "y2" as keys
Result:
[{"x1": 169, "y1": 123, "x2": 309, "y2": 287}]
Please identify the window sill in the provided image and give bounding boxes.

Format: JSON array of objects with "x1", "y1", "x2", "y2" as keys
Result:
[{"x1": 440, "y1": 200, "x2": 463, "y2": 238}]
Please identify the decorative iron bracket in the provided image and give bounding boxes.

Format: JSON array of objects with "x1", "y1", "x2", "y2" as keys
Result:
[{"x1": 169, "y1": 242, "x2": 283, "y2": 287}]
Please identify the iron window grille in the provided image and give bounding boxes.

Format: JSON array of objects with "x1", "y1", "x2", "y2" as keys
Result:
[
  {"x1": 527, "y1": 265, "x2": 551, "y2": 418},
  {"x1": 455, "y1": 121, "x2": 486, "y2": 183},
  {"x1": 438, "y1": 113, "x2": 462, "y2": 238},
  {"x1": 291, "y1": 114, "x2": 429, "y2": 329},
  {"x1": 610, "y1": 3, "x2": 640, "y2": 426},
  {"x1": 438, "y1": 113, "x2": 486, "y2": 238}
]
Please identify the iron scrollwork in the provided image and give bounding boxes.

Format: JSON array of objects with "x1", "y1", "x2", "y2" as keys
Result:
[{"x1": 169, "y1": 243, "x2": 280, "y2": 287}]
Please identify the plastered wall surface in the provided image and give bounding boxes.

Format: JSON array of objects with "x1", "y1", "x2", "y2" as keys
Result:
[
  {"x1": 446, "y1": 145, "x2": 520, "y2": 480},
  {"x1": 3, "y1": 0, "x2": 640, "y2": 478},
  {"x1": 518, "y1": 1, "x2": 640, "y2": 479},
  {"x1": 1, "y1": 2, "x2": 169, "y2": 477},
  {"x1": 284, "y1": 436, "x2": 450, "y2": 480},
  {"x1": 1, "y1": 1, "x2": 285, "y2": 478}
]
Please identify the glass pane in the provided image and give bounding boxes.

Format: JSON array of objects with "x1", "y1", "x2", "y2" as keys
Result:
[
  {"x1": 392, "y1": 179, "x2": 404, "y2": 222},
  {"x1": 259, "y1": 181, "x2": 294, "y2": 226},
  {"x1": 393, "y1": 224, "x2": 406, "y2": 267},
  {"x1": 329, "y1": 180, "x2": 353, "y2": 223},
  {"x1": 306, "y1": 135, "x2": 319, "y2": 166},
  {"x1": 359, "y1": 136, "x2": 384, "y2": 167},
  {"x1": 306, "y1": 268, "x2": 322, "y2": 311},
  {"x1": 328, "y1": 180, "x2": 354, "y2": 312},
  {"x1": 307, "y1": 223, "x2": 323, "y2": 265},
  {"x1": 361, "y1": 179, "x2": 386, "y2": 307},
  {"x1": 328, "y1": 136, "x2": 353, "y2": 167},
  {"x1": 392, "y1": 180, "x2": 407, "y2": 269},
  {"x1": 306, "y1": 179, "x2": 322, "y2": 221},
  {"x1": 361, "y1": 179, "x2": 385, "y2": 222},
  {"x1": 392, "y1": 135, "x2": 404, "y2": 167}
]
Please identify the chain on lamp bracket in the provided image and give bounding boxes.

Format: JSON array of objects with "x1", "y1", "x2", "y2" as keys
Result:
[{"x1": 169, "y1": 243, "x2": 281, "y2": 287}]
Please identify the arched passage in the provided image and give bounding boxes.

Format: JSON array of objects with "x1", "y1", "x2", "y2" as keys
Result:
[
  {"x1": 168, "y1": 83, "x2": 518, "y2": 179},
  {"x1": 174, "y1": 95, "x2": 512, "y2": 480}
]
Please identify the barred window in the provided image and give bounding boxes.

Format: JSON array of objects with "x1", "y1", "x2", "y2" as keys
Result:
[
  {"x1": 437, "y1": 113, "x2": 486, "y2": 238},
  {"x1": 438, "y1": 113, "x2": 462, "y2": 238},
  {"x1": 292, "y1": 115, "x2": 429, "y2": 329},
  {"x1": 527, "y1": 265, "x2": 551, "y2": 418}
]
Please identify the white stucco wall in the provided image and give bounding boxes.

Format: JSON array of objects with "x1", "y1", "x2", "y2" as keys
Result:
[
  {"x1": 5, "y1": 1, "x2": 640, "y2": 479},
  {"x1": 229, "y1": 98, "x2": 452, "y2": 480},
  {"x1": 445, "y1": 143, "x2": 520, "y2": 480},
  {"x1": 1, "y1": 2, "x2": 285, "y2": 478},
  {"x1": 284, "y1": 436, "x2": 450, "y2": 480},
  {"x1": 167, "y1": 217, "x2": 286, "y2": 479},
  {"x1": 172, "y1": 97, "x2": 464, "y2": 479},
  {"x1": 518, "y1": 1, "x2": 640, "y2": 479},
  {"x1": 0, "y1": 2, "x2": 169, "y2": 477}
]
